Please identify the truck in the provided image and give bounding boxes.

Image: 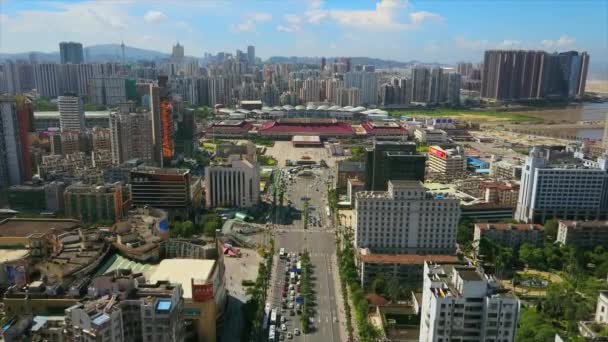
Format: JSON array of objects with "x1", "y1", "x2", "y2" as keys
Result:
[
  {"x1": 269, "y1": 325, "x2": 276, "y2": 341},
  {"x1": 270, "y1": 309, "x2": 277, "y2": 325}
]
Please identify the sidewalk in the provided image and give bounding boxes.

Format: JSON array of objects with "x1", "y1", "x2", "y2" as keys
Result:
[{"x1": 331, "y1": 253, "x2": 351, "y2": 342}]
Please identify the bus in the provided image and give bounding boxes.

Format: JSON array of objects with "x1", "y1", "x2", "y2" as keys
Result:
[
  {"x1": 270, "y1": 309, "x2": 277, "y2": 325},
  {"x1": 269, "y1": 325, "x2": 276, "y2": 341}
]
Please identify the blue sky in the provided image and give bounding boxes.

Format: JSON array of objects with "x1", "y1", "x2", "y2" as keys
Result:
[{"x1": 1, "y1": 0, "x2": 606, "y2": 67}]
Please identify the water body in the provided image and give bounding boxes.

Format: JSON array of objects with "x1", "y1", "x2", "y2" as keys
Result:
[{"x1": 523, "y1": 102, "x2": 607, "y2": 141}]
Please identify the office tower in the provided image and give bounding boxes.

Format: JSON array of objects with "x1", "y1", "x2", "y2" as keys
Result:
[
  {"x1": 89, "y1": 77, "x2": 126, "y2": 106},
  {"x1": 130, "y1": 167, "x2": 200, "y2": 219},
  {"x1": 59, "y1": 41, "x2": 84, "y2": 64},
  {"x1": 412, "y1": 67, "x2": 431, "y2": 103},
  {"x1": 64, "y1": 182, "x2": 124, "y2": 223},
  {"x1": 353, "y1": 181, "x2": 459, "y2": 254},
  {"x1": 300, "y1": 78, "x2": 321, "y2": 103},
  {"x1": 34, "y1": 63, "x2": 62, "y2": 98},
  {"x1": 515, "y1": 146, "x2": 608, "y2": 223},
  {"x1": 58, "y1": 94, "x2": 85, "y2": 131},
  {"x1": 420, "y1": 262, "x2": 520, "y2": 342},
  {"x1": 0, "y1": 96, "x2": 34, "y2": 188},
  {"x1": 365, "y1": 141, "x2": 426, "y2": 191},
  {"x1": 247, "y1": 45, "x2": 255, "y2": 65},
  {"x1": 172, "y1": 42, "x2": 184, "y2": 60},
  {"x1": 204, "y1": 155, "x2": 260, "y2": 209},
  {"x1": 344, "y1": 70, "x2": 378, "y2": 105},
  {"x1": 174, "y1": 109, "x2": 195, "y2": 158}
]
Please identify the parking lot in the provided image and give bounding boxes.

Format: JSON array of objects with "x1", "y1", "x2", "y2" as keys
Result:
[
  {"x1": 265, "y1": 141, "x2": 339, "y2": 167},
  {"x1": 266, "y1": 250, "x2": 304, "y2": 341}
]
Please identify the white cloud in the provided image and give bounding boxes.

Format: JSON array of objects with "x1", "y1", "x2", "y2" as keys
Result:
[
  {"x1": 276, "y1": 14, "x2": 302, "y2": 33},
  {"x1": 409, "y1": 11, "x2": 443, "y2": 25},
  {"x1": 143, "y1": 10, "x2": 167, "y2": 24},
  {"x1": 541, "y1": 35, "x2": 575, "y2": 49},
  {"x1": 232, "y1": 12, "x2": 272, "y2": 33},
  {"x1": 454, "y1": 35, "x2": 489, "y2": 50},
  {"x1": 499, "y1": 39, "x2": 522, "y2": 48},
  {"x1": 303, "y1": 0, "x2": 443, "y2": 32}
]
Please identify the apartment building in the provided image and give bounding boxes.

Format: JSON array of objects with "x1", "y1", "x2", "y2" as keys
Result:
[
  {"x1": 420, "y1": 262, "x2": 520, "y2": 342},
  {"x1": 556, "y1": 220, "x2": 608, "y2": 250},
  {"x1": 63, "y1": 182, "x2": 125, "y2": 224},
  {"x1": 473, "y1": 223, "x2": 545, "y2": 249},
  {"x1": 354, "y1": 180, "x2": 460, "y2": 254}
]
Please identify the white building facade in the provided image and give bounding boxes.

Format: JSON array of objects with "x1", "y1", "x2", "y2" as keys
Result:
[
  {"x1": 420, "y1": 261, "x2": 520, "y2": 342},
  {"x1": 353, "y1": 180, "x2": 460, "y2": 254},
  {"x1": 204, "y1": 156, "x2": 260, "y2": 209}
]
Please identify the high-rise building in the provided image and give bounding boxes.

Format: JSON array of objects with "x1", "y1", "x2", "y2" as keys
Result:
[
  {"x1": 110, "y1": 108, "x2": 154, "y2": 165},
  {"x1": 412, "y1": 67, "x2": 431, "y2": 103},
  {"x1": 336, "y1": 87, "x2": 361, "y2": 107},
  {"x1": 64, "y1": 182, "x2": 125, "y2": 224},
  {"x1": 172, "y1": 42, "x2": 185, "y2": 60},
  {"x1": 59, "y1": 41, "x2": 84, "y2": 64},
  {"x1": 204, "y1": 155, "x2": 260, "y2": 209},
  {"x1": 324, "y1": 78, "x2": 344, "y2": 104},
  {"x1": 515, "y1": 146, "x2": 608, "y2": 223},
  {"x1": 0, "y1": 96, "x2": 34, "y2": 188},
  {"x1": 365, "y1": 141, "x2": 426, "y2": 191},
  {"x1": 419, "y1": 262, "x2": 520, "y2": 342},
  {"x1": 89, "y1": 77, "x2": 126, "y2": 106},
  {"x1": 300, "y1": 78, "x2": 321, "y2": 103},
  {"x1": 247, "y1": 45, "x2": 255, "y2": 65},
  {"x1": 320, "y1": 57, "x2": 326, "y2": 71},
  {"x1": 344, "y1": 70, "x2": 378, "y2": 105},
  {"x1": 58, "y1": 94, "x2": 85, "y2": 131},
  {"x1": 353, "y1": 180, "x2": 459, "y2": 254},
  {"x1": 481, "y1": 49, "x2": 590, "y2": 100},
  {"x1": 149, "y1": 78, "x2": 174, "y2": 167},
  {"x1": 91, "y1": 127, "x2": 112, "y2": 152},
  {"x1": 34, "y1": 63, "x2": 62, "y2": 98},
  {"x1": 447, "y1": 72, "x2": 461, "y2": 105}
]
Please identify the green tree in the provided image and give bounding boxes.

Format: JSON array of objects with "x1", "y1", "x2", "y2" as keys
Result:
[
  {"x1": 544, "y1": 219, "x2": 559, "y2": 240},
  {"x1": 456, "y1": 218, "x2": 475, "y2": 246}
]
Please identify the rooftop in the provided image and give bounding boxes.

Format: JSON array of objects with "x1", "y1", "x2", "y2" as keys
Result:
[
  {"x1": 360, "y1": 250, "x2": 459, "y2": 265},
  {"x1": 559, "y1": 220, "x2": 608, "y2": 229},
  {"x1": 149, "y1": 259, "x2": 216, "y2": 299},
  {"x1": 458, "y1": 269, "x2": 484, "y2": 281},
  {"x1": 0, "y1": 218, "x2": 80, "y2": 237},
  {"x1": 0, "y1": 249, "x2": 29, "y2": 263},
  {"x1": 475, "y1": 223, "x2": 543, "y2": 231}
]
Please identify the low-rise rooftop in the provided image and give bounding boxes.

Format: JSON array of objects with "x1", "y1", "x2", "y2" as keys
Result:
[{"x1": 0, "y1": 218, "x2": 80, "y2": 237}]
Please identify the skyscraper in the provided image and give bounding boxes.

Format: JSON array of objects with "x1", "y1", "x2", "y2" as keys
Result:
[
  {"x1": 412, "y1": 67, "x2": 431, "y2": 103},
  {"x1": 247, "y1": 45, "x2": 255, "y2": 65},
  {"x1": 33, "y1": 63, "x2": 62, "y2": 98},
  {"x1": 344, "y1": 70, "x2": 378, "y2": 105},
  {"x1": 0, "y1": 95, "x2": 34, "y2": 188},
  {"x1": 59, "y1": 42, "x2": 84, "y2": 64},
  {"x1": 58, "y1": 94, "x2": 85, "y2": 131}
]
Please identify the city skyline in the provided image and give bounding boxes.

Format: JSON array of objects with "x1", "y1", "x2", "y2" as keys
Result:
[{"x1": 1, "y1": 0, "x2": 606, "y2": 76}]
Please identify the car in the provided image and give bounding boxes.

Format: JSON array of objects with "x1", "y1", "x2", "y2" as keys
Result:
[
  {"x1": 279, "y1": 333, "x2": 285, "y2": 341},
  {"x1": 281, "y1": 324, "x2": 287, "y2": 331},
  {"x1": 289, "y1": 284, "x2": 294, "y2": 290},
  {"x1": 287, "y1": 332, "x2": 293, "y2": 339},
  {"x1": 281, "y1": 316, "x2": 286, "y2": 323},
  {"x1": 294, "y1": 328, "x2": 301, "y2": 336},
  {"x1": 290, "y1": 310, "x2": 295, "y2": 316},
  {"x1": 288, "y1": 302, "x2": 294, "y2": 309},
  {"x1": 290, "y1": 290, "x2": 295, "y2": 296}
]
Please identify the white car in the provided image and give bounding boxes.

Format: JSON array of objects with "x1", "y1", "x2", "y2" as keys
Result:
[
  {"x1": 281, "y1": 323, "x2": 287, "y2": 331},
  {"x1": 294, "y1": 328, "x2": 300, "y2": 336}
]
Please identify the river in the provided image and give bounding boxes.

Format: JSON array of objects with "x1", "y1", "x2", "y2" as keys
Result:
[{"x1": 522, "y1": 102, "x2": 607, "y2": 140}]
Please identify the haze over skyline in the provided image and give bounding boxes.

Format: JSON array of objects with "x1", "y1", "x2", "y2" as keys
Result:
[{"x1": 1, "y1": 0, "x2": 606, "y2": 67}]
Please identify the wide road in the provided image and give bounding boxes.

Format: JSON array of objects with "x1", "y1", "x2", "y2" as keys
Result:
[{"x1": 272, "y1": 165, "x2": 343, "y2": 342}]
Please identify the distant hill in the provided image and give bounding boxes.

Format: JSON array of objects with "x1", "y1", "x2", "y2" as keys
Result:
[
  {"x1": 265, "y1": 56, "x2": 443, "y2": 69},
  {"x1": 0, "y1": 44, "x2": 170, "y2": 63}
]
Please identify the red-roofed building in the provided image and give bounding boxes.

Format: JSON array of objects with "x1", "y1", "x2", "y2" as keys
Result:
[
  {"x1": 359, "y1": 121, "x2": 407, "y2": 139},
  {"x1": 258, "y1": 118, "x2": 354, "y2": 139},
  {"x1": 357, "y1": 248, "x2": 461, "y2": 288},
  {"x1": 206, "y1": 120, "x2": 253, "y2": 139},
  {"x1": 473, "y1": 223, "x2": 544, "y2": 250}
]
